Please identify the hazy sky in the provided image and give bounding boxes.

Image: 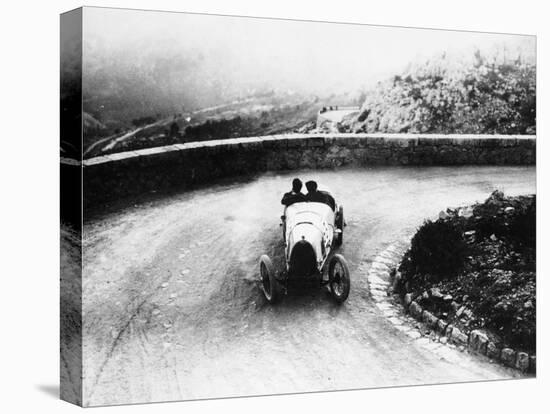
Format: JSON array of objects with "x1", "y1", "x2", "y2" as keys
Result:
[{"x1": 83, "y1": 7, "x2": 535, "y2": 95}]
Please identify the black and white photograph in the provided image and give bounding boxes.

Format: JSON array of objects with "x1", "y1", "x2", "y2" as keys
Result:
[
  {"x1": 58, "y1": 5, "x2": 540, "y2": 407},
  {"x1": 4, "y1": 1, "x2": 549, "y2": 412}
]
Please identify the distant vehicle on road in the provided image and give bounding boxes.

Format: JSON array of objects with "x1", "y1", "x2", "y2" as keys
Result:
[{"x1": 259, "y1": 199, "x2": 350, "y2": 304}]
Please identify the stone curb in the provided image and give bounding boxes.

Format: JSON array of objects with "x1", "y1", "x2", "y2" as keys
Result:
[
  {"x1": 366, "y1": 239, "x2": 536, "y2": 375},
  {"x1": 398, "y1": 278, "x2": 536, "y2": 375}
]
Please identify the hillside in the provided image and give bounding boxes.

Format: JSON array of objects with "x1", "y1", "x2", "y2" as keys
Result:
[
  {"x1": 345, "y1": 50, "x2": 536, "y2": 135},
  {"x1": 83, "y1": 92, "x2": 321, "y2": 158}
]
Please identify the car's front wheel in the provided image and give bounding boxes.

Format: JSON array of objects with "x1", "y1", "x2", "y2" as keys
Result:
[
  {"x1": 260, "y1": 255, "x2": 279, "y2": 303},
  {"x1": 328, "y1": 254, "x2": 350, "y2": 303}
]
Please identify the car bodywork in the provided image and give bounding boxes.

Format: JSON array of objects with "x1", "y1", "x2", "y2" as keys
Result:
[{"x1": 284, "y1": 202, "x2": 336, "y2": 278}]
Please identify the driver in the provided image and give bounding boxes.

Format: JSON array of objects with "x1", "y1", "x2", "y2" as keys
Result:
[
  {"x1": 305, "y1": 180, "x2": 336, "y2": 210},
  {"x1": 281, "y1": 178, "x2": 307, "y2": 207}
]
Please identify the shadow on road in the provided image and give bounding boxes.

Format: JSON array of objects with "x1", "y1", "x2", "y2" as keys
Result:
[{"x1": 36, "y1": 384, "x2": 59, "y2": 399}]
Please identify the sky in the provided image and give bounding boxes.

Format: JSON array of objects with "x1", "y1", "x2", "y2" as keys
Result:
[{"x1": 83, "y1": 7, "x2": 536, "y2": 97}]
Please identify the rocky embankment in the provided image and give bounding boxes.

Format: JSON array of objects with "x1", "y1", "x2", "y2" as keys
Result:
[{"x1": 394, "y1": 191, "x2": 536, "y2": 372}]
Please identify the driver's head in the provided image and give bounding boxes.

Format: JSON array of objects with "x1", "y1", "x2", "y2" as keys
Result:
[
  {"x1": 292, "y1": 178, "x2": 302, "y2": 193},
  {"x1": 305, "y1": 180, "x2": 318, "y2": 193}
]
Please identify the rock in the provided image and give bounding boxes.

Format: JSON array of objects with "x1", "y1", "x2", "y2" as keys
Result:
[
  {"x1": 180, "y1": 269, "x2": 190, "y2": 275},
  {"x1": 450, "y1": 328, "x2": 469, "y2": 346},
  {"x1": 404, "y1": 293, "x2": 413, "y2": 307},
  {"x1": 504, "y1": 206, "x2": 515, "y2": 214},
  {"x1": 161, "y1": 282, "x2": 169, "y2": 288},
  {"x1": 515, "y1": 352, "x2": 529, "y2": 372},
  {"x1": 422, "y1": 291, "x2": 429, "y2": 300},
  {"x1": 464, "y1": 230, "x2": 476, "y2": 237},
  {"x1": 436, "y1": 319, "x2": 448, "y2": 334},
  {"x1": 451, "y1": 301, "x2": 460, "y2": 313},
  {"x1": 440, "y1": 337, "x2": 448, "y2": 344},
  {"x1": 422, "y1": 310, "x2": 439, "y2": 328},
  {"x1": 443, "y1": 295, "x2": 453, "y2": 302},
  {"x1": 490, "y1": 234, "x2": 498, "y2": 241},
  {"x1": 439, "y1": 210, "x2": 449, "y2": 219},
  {"x1": 429, "y1": 288, "x2": 443, "y2": 298},
  {"x1": 500, "y1": 348, "x2": 516, "y2": 367},
  {"x1": 489, "y1": 190, "x2": 505, "y2": 202},
  {"x1": 469, "y1": 330, "x2": 489, "y2": 355},
  {"x1": 459, "y1": 207, "x2": 474, "y2": 218},
  {"x1": 152, "y1": 309, "x2": 161, "y2": 316},
  {"x1": 523, "y1": 300, "x2": 533, "y2": 309},
  {"x1": 456, "y1": 306, "x2": 466, "y2": 317},
  {"x1": 409, "y1": 301, "x2": 423, "y2": 319},
  {"x1": 486, "y1": 342, "x2": 500, "y2": 359}
]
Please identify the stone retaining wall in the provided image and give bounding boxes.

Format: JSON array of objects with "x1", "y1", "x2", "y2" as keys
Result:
[{"x1": 82, "y1": 133, "x2": 536, "y2": 209}]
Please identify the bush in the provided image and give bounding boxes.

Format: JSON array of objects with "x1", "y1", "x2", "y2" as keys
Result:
[
  {"x1": 351, "y1": 50, "x2": 536, "y2": 135},
  {"x1": 473, "y1": 191, "x2": 536, "y2": 249},
  {"x1": 509, "y1": 196, "x2": 536, "y2": 248},
  {"x1": 407, "y1": 219, "x2": 468, "y2": 280}
]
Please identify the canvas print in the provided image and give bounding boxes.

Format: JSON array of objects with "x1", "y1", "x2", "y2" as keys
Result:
[{"x1": 60, "y1": 7, "x2": 536, "y2": 407}]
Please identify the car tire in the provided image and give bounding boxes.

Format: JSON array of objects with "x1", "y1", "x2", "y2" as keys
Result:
[
  {"x1": 335, "y1": 206, "x2": 344, "y2": 247},
  {"x1": 260, "y1": 254, "x2": 279, "y2": 303},
  {"x1": 329, "y1": 254, "x2": 350, "y2": 303}
]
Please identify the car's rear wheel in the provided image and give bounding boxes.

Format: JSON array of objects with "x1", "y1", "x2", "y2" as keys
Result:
[
  {"x1": 335, "y1": 205, "x2": 344, "y2": 246},
  {"x1": 329, "y1": 254, "x2": 350, "y2": 303},
  {"x1": 260, "y1": 255, "x2": 279, "y2": 303}
]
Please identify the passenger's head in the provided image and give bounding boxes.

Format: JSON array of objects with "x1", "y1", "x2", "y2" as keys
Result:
[
  {"x1": 292, "y1": 178, "x2": 302, "y2": 193},
  {"x1": 305, "y1": 180, "x2": 318, "y2": 193}
]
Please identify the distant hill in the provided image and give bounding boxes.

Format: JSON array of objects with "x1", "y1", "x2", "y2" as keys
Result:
[
  {"x1": 83, "y1": 92, "x2": 323, "y2": 158},
  {"x1": 345, "y1": 50, "x2": 536, "y2": 135}
]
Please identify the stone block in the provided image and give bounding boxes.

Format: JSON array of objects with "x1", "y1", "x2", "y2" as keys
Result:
[
  {"x1": 450, "y1": 328, "x2": 468, "y2": 346},
  {"x1": 500, "y1": 348, "x2": 516, "y2": 368},
  {"x1": 422, "y1": 310, "x2": 439, "y2": 328},
  {"x1": 469, "y1": 330, "x2": 489, "y2": 355},
  {"x1": 306, "y1": 137, "x2": 325, "y2": 147},
  {"x1": 515, "y1": 352, "x2": 529, "y2": 372},
  {"x1": 486, "y1": 341, "x2": 501, "y2": 360},
  {"x1": 286, "y1": 137, "x2": 307, "y2": 148},
  {"x1": 409, "y1": 301, "x2": 423, "y2": 319},
  {"x1": 436, "y1": 318, "x2": 448, "y2": 334}
]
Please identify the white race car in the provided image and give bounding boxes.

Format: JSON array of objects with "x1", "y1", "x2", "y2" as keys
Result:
[{"x1": 259, "y1": 199, "x2": 350, "y2": 304}]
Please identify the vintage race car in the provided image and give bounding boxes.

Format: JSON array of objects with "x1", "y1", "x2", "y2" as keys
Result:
[{"x1": 259, "y1": 198, "x2": 350, "y2": 304}]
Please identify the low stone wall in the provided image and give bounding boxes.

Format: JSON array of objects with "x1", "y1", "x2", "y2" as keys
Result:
[{"x1": 82, "y1": 133, "x2": 536, "y2": 209}]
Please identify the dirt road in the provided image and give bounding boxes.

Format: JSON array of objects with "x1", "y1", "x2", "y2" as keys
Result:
[{"x1": 81, "y1": 166, "x2": 535, "y2": 406}]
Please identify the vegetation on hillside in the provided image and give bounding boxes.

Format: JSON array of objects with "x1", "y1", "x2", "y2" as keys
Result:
[
  {"x1": 84, "y1": 96, "x2": 320, "y2": 158},
  {"x1": 348, "y1": 50, "x2": 536, "y2": 135}
]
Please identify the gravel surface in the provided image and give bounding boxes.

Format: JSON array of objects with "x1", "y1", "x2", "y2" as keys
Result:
[{"x1": 79, "y1": 166, "x2": 535, "y2": 406}]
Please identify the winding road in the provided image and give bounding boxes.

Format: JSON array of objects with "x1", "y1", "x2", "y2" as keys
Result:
[{"x1": 81, "y1": 166, "x2": 535, "y2": 406}]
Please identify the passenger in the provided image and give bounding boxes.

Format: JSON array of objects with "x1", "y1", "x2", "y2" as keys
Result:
[
  {"x1": 305, "y1": 180, "x2": 336, "y2": 210},
  {"x1": 281, "y1": 178, "x2": 307, "y2": 207}
]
